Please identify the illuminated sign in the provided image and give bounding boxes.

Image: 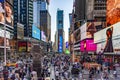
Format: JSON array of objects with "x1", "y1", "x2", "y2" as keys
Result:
[
  {"x1": 32, "y1": 24, "x2": 40, "y2": 40},
  {"x1": 18, "y1": 41, "x2": 27, "y2": 52},
  {"x1": 80, "y1": 39, "x2": 97, "y2": 52},
  {"x1": 59, "y1": 36, "x2": 63, "y2": 53}
]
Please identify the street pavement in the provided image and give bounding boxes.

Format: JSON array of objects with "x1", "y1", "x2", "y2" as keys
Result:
[
  {"x1": 50, "y1": 64, "x2": 55, "y2": 80},
  {"x1": 50, "y1": 65, "x2": 120, "y2": 80}
]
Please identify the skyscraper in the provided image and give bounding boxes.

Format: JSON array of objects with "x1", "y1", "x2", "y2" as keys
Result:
[
  {"x1": 39, "y1": 0, "x2": 51, "y2": 42},
  {"x1": 56, "y1": 9, "x2": 64, "y2": 53},
  {"x1": 14, "y1": 0, "x2": 33, "y2": 38}
]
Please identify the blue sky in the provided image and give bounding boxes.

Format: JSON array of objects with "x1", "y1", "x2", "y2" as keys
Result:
[{"x1": 49, "y1": 0, "x2": 73, "y2": 42}]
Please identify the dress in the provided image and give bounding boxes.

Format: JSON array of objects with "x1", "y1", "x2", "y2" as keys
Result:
[{"x1": 104, "y1": 36, "x2": 113, "y2": 52}]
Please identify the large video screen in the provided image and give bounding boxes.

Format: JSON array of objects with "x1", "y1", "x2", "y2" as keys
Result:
[
  {"x1": 58, "y1": 36, "x2": 63, "y2": 53},
  {"x1": 41, "y1": 31, "x2": 46, "y2": 42},
  {"x1": 0, "y1": 0, "x2": 14, "y2": 27},
  {"x1": 18, "y1": 41, "x2": 27, "y2": 52},
  {"x1": 94, "y1": 22, "x2": 120, "y2": 53},
  {"x1": 107, "y1": 0, "x2": 120, "y2": 26},
  {"x1": 32, "y1": 24, "x2": 40, "y2": 40},
  {"x1": 80, "y1": 39, "x2": 97, "y2": 52}
]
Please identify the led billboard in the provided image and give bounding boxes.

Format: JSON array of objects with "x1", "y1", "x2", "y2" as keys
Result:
[
  {"x1": 66, "y1": 42, "x2": 69, "y2": 48},
  {"x1": 0, "y1": 0, "x2": 14, "y2": 27},
  {"x1": 74, "y1": 28, "x2": 80, "y2": 43},
  {"x1": 32, "y1": 24, "x2": 40, "y2": 40},
  {"x1": 94, "y1": 22, "x2": 120, "y2": 53},
  {"x1": 18, "y1": 41, "x2": 27, "y2": 52},
  {"x1": 107, "y1": 0, "x2": 120, "y2": 26},
  {"x1": 80, "y1": 39, "x2": 97, "y2": 52},
  {"x1": 58, "y1": 36, "x2": 63, "y2": 53},
  {"x1": 41, "y1": 31, "x2": 46, "y2": 42}
]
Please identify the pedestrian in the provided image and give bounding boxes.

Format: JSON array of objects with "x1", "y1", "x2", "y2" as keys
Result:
[{"x1": 108, "y1": 66, "x2": 110, "y2": 73}]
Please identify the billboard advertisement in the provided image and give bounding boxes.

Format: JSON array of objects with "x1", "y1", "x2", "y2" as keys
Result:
[
  {"x1": 17, "y1": 23, "x2": 24, "y2": 39},
  {"x1": 41, "y1": 31, "x2": 46, "y2": 42},
  {"x1": 0, "y1": 37, "x2": 9, "y2": 48},
  {"x1": 74, "y1": 28, "x2": 80, "y2": 43},
  {"x1": 18, "y1": 41, "x2": 27, "y2": 52},
  {"x1": 86, "y1": 21, "x2": 106, "y2": 38},
  {"x1": 58, "y1": 36, "x2": 63, "y2": 53},
  {"x1": 94, "y1": 22, "x2": 120, "y2": 53},
  {"x1": 0, "y1": 0, "x2": 14, "y2": 27},
  {"x1": 107, "y1": 0, "x2": 120, "y2": 26},
  {"x1": 66, "y1": 42, "x2": 69, "y2": 48},
  {"x1": 80, "y1": 39, "x2": 97, "y2": 52},
  {"x1": 32, "y1": 24, "x2": 40, "y2": 40}
]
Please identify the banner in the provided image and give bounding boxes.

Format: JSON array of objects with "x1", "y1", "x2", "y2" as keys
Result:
[{"x1": 94, "y1": 22, "x2": 120, "y2": 53}]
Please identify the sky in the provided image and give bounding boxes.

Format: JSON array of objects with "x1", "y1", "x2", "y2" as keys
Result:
[{"x1": 49, "y1": 0, "x2": 73, "y2": 42}]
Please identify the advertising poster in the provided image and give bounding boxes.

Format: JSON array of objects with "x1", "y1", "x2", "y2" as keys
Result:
[
  {"x1": 74, "y1": 28, "x2": 80, "y2": 43},
  {"x1": 41, "y1": 31, "x2": 46, "y2": 42},
  {"x1": 0, "y1": 0, "x2": 13, "y2": 27},
  {"x1": 0, "y1": 37, "x2": 9, "y2": 47},
  {"x1": 80, "y1": 39, "x2": 97, "y2": 52},
  {"x1": 32, "y1": 24, "x2": 40, "y2": 40},
  {"x1": 107, "y1": 0, "x2": 120, "y2": 26},
  {"x1": 18, "y1": 41, "x2": 27, "y2": 52},
  {"x1": 81, "y1": 22, "x2": 106, "y2": 40},
  {"x1": 94, "y1": 22, "x2": 120, "y2": 53}
]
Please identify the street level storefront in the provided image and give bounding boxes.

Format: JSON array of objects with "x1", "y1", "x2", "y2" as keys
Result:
[
  {"x1": 94, "y1": 22, "x2": 120, "y2": 63},
  {"x1": 0, "y1": 23, "x2": 14, "y2": 60}
]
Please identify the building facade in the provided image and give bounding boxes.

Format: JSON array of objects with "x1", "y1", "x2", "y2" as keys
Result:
[
  {"x1": 56, "y1": 9, "x2": 64, "y2": 53},
  {"x1": 14, "y1": 0, "x2": 33, "y2": 38}
]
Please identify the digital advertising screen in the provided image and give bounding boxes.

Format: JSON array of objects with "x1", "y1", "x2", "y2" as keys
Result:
[
  {"x1": 18, "y1": 41, "x2": 27, "y2": 52},
  {"x1": 74, "y1": 28, "x2": 80, "y2": 43},
  {"x1": 94, "y1": 22, "x2": 120, "y2": 53},
  {"x1": 80, "y1": 39, "x2": 97, "y2": 52},
  {"x1": 41, "y1": 31, "x2": 46, "y2": 42},
  {"x1": 107, "y1": 0, "x2": 120, "y2": 26},
  {"x1": 0, "y1": 0, "x2": 14, "y2": 27},
  {"x1": 32, "y1": 24, "x2": 40, "y2": 40},
  {"x1": 66, "y1": 42, "x2": 69, "y2": 48},
  {"x1": 58, "y1": 36, "x2": 63, "y2": 53}
]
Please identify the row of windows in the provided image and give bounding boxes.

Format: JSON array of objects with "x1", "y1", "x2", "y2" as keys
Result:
[
  {"x1": 94, "y1": 4, "x2": 106, "y2": 6},
  {"x1": 94, "y1": 0, "x2": 106, "y2": 3},
  {"x1": 94, "y1": 7, "x2": 106, "y2": 10}
]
